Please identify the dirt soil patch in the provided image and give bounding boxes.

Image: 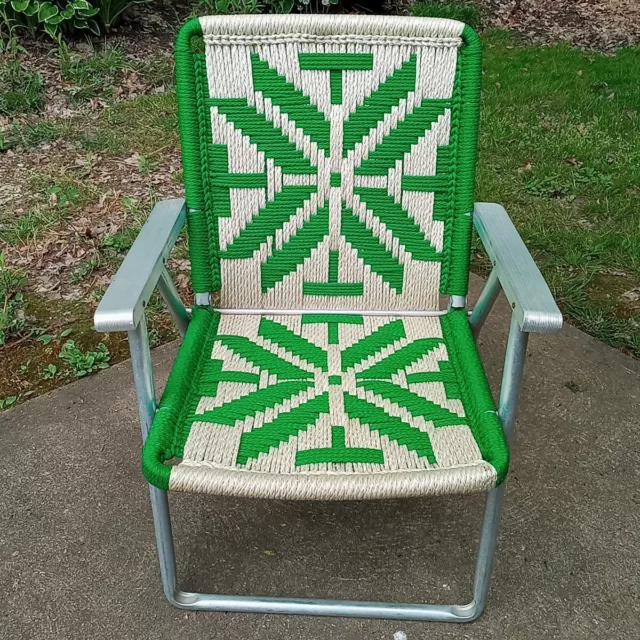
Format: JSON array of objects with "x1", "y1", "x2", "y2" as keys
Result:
[{"x1": 480, "y1": 0, "x2": 640, "y2": 50}]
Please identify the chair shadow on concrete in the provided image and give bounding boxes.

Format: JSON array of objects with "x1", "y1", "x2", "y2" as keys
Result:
[{"x1": 172, "y1": 494, "x2": 482, "y2": 604}]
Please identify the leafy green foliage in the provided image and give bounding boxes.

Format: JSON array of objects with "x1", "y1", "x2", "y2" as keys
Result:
[
  {"x1": 42, "y1": 363, "x2": 58, "y2": 379},
  {"x1": 101, "y1": 233, "x2": 132, "y2": 253},
  {"x1": 0, "y1": 395, "x2": 19, "y2": 408},
  {"x1": 263, "y1": 0, "x2": 293, "y2": 11},
  {"x1": 0, "y1": 58, "x2": 44, "y2": 115},
  {"x1": 69, "y1": 256, "x2": 100, "y2": 282},
  {"x1": 0, "y1": 1, "x2": 23, "y2": 52},
  {"x1": 199, "y1": 0, "x2": 259, "y2": 14},
  {"x1": 47, "y1": 184, "x2": 82, "y2": 208},
  {"x1": 58, "y1": 339, "x2": 110, "y2": 376},
  {"x1": 197, "y1": 0, "x2": 340, "y2": 15},
  {"x1": 137, "y1": 155, "x2": 159, "y2": 175},
  {"x1": 0, "y1": 390, "x2": 33, "y2": 409},
  {"x1": 3, "y1": 0, "x2": 100, "y2": 39},
  {"x1": 0, "y1": 0, "x2": 147, "y2": 43},
  {"x1": 411, "y1": 0, "x2": 482, "y2": 28},
  {"x1": 91, "y1": 0, "x2": 149, "y2": 30}
]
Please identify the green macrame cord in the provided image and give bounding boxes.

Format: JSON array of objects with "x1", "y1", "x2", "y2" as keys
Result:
[
  {"x1": 146, "y1": 19, "x2": 501, "y2": 499},
  {"x1": 142, "y1": 308, "x2": 508, "y2": 492},
  {"x1": 173, "y1": 19, "x2": 483, "y2": 304}
]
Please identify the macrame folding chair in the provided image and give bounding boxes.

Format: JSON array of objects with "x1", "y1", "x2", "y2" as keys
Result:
[{"x1": 95, "y1": 14, "x2": 562, "y2": 622}]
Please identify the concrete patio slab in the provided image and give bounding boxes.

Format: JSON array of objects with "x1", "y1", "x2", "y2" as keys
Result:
[{"x1": 1, "y1": 280, "x2": 639, "y2": 640}]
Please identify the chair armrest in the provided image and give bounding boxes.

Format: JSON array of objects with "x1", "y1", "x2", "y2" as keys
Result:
[
  {"x1": 473, "y1": 202, "x2": 562, "y2": 334},
  {"x1": 94, "y1": 199, "x2": 187, "y2": 333}
]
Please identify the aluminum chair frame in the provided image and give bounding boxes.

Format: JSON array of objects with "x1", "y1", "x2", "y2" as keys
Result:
[{"x1": 94, "y1": 198, "x2": 561, "y2": 622}]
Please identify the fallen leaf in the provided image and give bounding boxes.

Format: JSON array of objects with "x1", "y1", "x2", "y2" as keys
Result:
[{"x1": 621, "y1": 288, "x2": 640, "y2": 302}]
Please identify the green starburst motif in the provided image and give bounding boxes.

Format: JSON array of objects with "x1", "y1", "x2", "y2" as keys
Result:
[
  {"x1": 190, "y1": 315, "x2": 468, "y2": 468},
  {"x1": 205, "y1": 51, "x2": 454, "y2": 296}
]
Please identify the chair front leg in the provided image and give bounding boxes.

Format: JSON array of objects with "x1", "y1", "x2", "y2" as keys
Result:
[
  {"x1": 127, "y1": 315, "x2": 181, "y2": 603},
  {"x1": 471, "y1": 312, "x2": 529, "y2": 615}
]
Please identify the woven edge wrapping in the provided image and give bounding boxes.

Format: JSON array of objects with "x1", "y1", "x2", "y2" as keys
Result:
[
  {"x1": 168, "y1": 460, "x2": 497, "y2": 500},
  {"x1": 198, "y1": 14, "x2": 465, "y2": 39}
]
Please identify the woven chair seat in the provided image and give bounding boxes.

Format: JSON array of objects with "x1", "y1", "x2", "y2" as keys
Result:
[
  {"x1": 139, "y1": 15, "x2": 510, "y2": 501},
  {"x1": 143, "y1": 307, "x2": 507, "y2": 500}
]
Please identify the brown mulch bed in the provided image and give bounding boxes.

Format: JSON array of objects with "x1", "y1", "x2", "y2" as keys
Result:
[{"x1": 480, "y1": 0, "x2": 640, "y2": 50}]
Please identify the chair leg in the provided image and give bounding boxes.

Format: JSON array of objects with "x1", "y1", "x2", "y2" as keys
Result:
[
  {"x1": 132, "y1": 306, "x2": 528, "y2": 623},
  {"x1": 148, "y1": 482, "x2": 505, "y2": 622},
  {"x1": 471, "y1": 483, "x2": 506, "y2": 617},
  {"x1": 149, "y1": 486, "x2": 179, "y2": 603}
]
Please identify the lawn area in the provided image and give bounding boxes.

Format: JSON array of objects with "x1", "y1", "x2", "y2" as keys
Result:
[
  {"x1": 477, "y1": 31, "x2": 640, "y2": 354},
  {"x1": 1, "y1": 28, "x2": 639, "y2": 406}
]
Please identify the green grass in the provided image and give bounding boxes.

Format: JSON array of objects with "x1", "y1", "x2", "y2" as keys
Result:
[
  {"x1": 0, "y1": 121, "x2": 65, "y2": 151},
  {"x1": 0, "y1": 253, "x2": 30, "y2": 345},
  {"x1": 1, "y1": 90, "x2": 177, "y2": 154},
  {"x1": 76, "y1": 92, "x2": 178, "y2": 155},
  {"x1": 58, "y1": 45, "x2": 174, "y2": 107},
  {"x1": 0, "y1": 59, "x2": 45, "y2": 116},
  {"x1": 59, "y1": 45, "x2": 132, "y2": 105},
  {"x1": 411, "y1": 0, "x2": 481, "y2": 28},
  {"x1": 0, "y1": 174, "x2": 97, "y2": 246},
  {"x1": 31, "y1": 173, "x2": 98, "y2": 207},
  {"x1": 0, "y1": 208, "x2": 68, "y2": 245},
  {"x1": 477, "y1": 31, "x2": 640, "y2": 355}
]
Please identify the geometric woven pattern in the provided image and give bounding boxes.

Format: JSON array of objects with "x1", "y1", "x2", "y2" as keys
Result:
[
  {"x1": 177, "y1": 16, "x2": 481, "y2": 307},
  {"x1": 142, "y1": 308, "x2": 508, "y2": 499},
  {"x1": 145, "y1": 17, "x2": 504, "y2": 499}
]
